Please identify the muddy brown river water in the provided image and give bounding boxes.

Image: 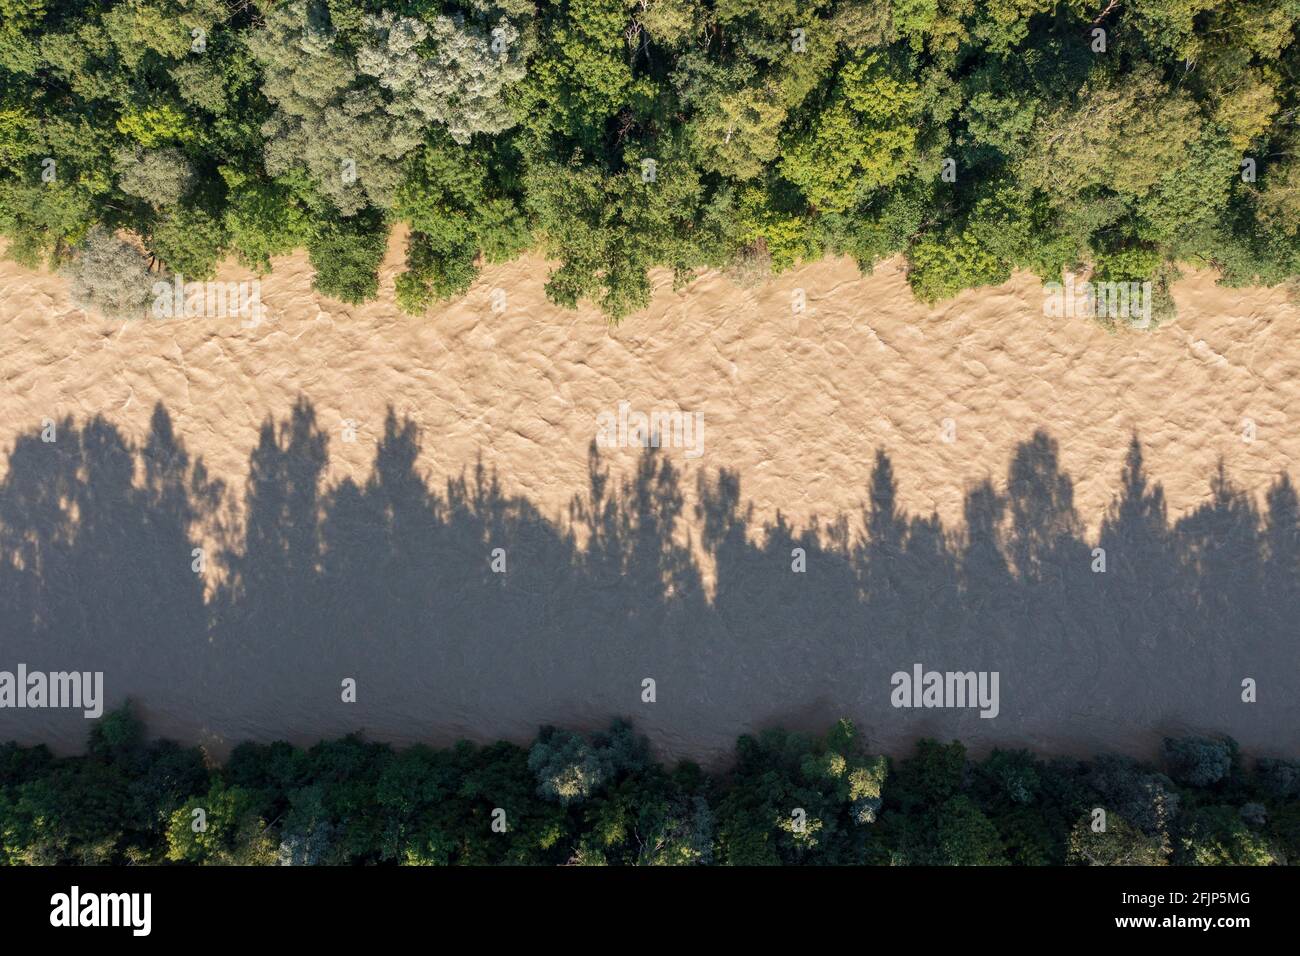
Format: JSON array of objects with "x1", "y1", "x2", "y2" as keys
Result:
[{"x1": 1, "y1": 234, "x2": 1298, "y2": 765}]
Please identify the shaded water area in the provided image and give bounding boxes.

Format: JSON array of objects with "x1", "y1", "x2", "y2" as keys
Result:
[{"x1": 0, "y1": 401, "x2": 1297, "y2": 766}]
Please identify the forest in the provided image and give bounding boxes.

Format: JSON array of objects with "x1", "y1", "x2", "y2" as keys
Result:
[
  {"x1": 2, "y1": 705, "x2": 1297, "y2": 864},
  {"x1": 1, "y1": 0, "x2": 1298, "y2": 322}
]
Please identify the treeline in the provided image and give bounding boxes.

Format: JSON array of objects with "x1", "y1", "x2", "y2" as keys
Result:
[
  {"x1": 1, "y1": 0, "x2": 1298, "y2": 321},
  {"x1": 2, "y1": 706, "x2": 1298, "y2": 864}
]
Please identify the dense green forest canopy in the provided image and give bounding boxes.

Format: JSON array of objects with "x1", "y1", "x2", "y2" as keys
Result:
[
  {"x1": 1, "y1": 0, "x2": 1298, "y2": 321},
  {"x1": 2, "y1": 707, "x2": 1297, "y2": 864}
]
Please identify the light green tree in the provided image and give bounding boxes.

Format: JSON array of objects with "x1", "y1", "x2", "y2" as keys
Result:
[{"x1": 780, "y1": 52, "x2": 924, "y2": 212}]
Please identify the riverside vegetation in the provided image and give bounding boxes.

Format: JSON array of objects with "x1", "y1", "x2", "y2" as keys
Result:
[
  {"x1": 1, "y1": 0, "x2": 1299, "y2": 322},
  {"x1": 2, "y1": 706, "x2": 1297, "y2": 864}
]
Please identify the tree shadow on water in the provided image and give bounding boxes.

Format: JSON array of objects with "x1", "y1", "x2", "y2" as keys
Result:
[{"x1": 0, "y1": 401, "x2": 1295, "y2": 764}]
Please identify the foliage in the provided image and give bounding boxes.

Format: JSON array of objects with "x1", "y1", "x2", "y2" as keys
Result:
[
  {"x1": 63, "y1": 226, "x2": 159, "y2": 320},
  {"x1": 779, "y1": 51, "x2": 924, "y2": 213},
  {"x1": 2, "y1": 706, "x2": 1295, "y2": 865},
  {"x1": 1, "y1": 0, "x2": 1298, "y2": 319},
  {"x1": 1162, "y1": 735, "x2": 1237, "y2": 788},
  {"x1": 114, "y1": 147, "x2": 196, "y2": 208}
]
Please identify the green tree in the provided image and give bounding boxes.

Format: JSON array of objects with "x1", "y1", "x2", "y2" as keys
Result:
[
  {"x1": 1067, "y1": 813, "x2": 1169, "y2": 865},
  {"x1": 780, "y1": 52, "x2": 924, "y2": 212}
]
